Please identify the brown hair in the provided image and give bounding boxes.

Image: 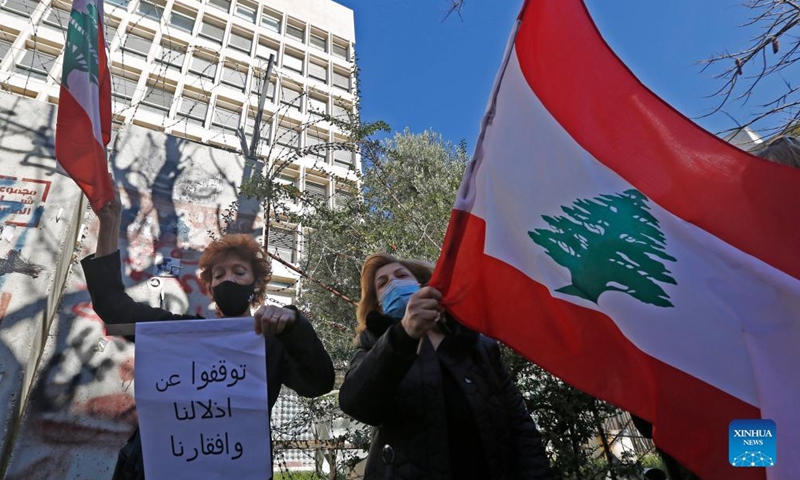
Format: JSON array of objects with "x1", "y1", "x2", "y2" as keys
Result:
[
  {"x1": 356, "y1": 252, "x2": 433, "y2": 335},
  {"x1": 756, "y1": 136, "x2": 800, "y2": 168},
  {"x1": 199, "y1": 234, "x2": 271, "y2": 307}
]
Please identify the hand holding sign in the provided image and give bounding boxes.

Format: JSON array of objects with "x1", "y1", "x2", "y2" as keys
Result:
[{"x1": 135, "y1": 318, "x2": 270, "y2": 480}]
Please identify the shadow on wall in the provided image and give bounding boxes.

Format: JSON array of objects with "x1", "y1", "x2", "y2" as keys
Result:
[{"x1": 3, "y1": 121, "x2": 264, "y2": 479}]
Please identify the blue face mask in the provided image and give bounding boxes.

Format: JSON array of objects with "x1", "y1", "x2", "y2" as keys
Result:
[{"x1": 379, "y1": 279, "x2": 420, "y2": 319}]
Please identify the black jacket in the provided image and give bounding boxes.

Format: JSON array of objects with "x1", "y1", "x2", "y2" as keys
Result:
[
  {"x1": 81, "y1": 252, "x2": 335, "y2": 480},
  {"x1": 338, "y1": 312, "x2": 553, "y2": 480}
]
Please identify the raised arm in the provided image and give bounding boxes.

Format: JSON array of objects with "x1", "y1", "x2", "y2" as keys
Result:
[
  {"x1": 82, "y1": 185, "x2": 194, "y2": 335},
  {"x1": 95, "y1": 184, "x2": 121, "y2": 259}
]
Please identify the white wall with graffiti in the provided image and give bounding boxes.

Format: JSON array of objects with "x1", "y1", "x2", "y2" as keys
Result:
[{"x1": 0, "y1": 92, "x2": 280, "y2": 479}]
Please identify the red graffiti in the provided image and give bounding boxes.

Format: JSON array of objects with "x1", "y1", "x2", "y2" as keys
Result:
[
  {"x1": 71, "y1": 301, "x2": 107, "y2": 336},
  {"x1": 119, "y1": 358, "x2": 134, "y2": 383},
  {"x1": 80, "y1": 393, "x2": 137, "y2": 424},
  {"x1": 179, "y1": 273, "x2": 206, "y2": 295},
  {"x1": 0, "y1": 291, "x2": 11, "y2": 324}
]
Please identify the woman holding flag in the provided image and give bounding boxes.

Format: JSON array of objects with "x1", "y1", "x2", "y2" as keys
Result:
[
  {"x1": 339, "y1": 252, "x2": 553, "y2": 480},
  {"x1": 81, "y1": 188, "x2": 335, "y2": 480}
]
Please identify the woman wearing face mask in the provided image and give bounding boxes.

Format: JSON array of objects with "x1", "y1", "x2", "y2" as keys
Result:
[
  {"x1": 82, "y1": 191, "x2": 334, "y2": 480},
  {"x1": 339, "y1": 253, "x2": 554, "y2": 480}
]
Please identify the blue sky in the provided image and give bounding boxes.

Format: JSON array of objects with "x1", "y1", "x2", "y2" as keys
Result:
[{"x1": 336, "y1": 0, "x2": 784, "y2": 149}]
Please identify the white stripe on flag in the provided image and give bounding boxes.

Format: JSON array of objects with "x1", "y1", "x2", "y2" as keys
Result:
[{"x1": 467, "y1": 49, "x2": 800, "y2": 416}]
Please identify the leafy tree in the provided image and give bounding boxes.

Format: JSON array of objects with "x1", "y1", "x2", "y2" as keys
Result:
[{"x1": 297, "y1": 128, "x2": 469, "y2": 364}]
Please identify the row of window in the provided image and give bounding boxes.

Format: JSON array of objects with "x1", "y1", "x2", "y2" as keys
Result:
[
  {"x1": 113, "y1": 74, "x2": 356, "y2": 167},
  {"x1": 268, "y1": 184, "x2": 355, "y2": 261},
  {"x1": 111, "y1": 31, "x2": 353, "y2": 93},
  {"x1": 103, "y1": 0, "x2": 351, "y2": 61}
]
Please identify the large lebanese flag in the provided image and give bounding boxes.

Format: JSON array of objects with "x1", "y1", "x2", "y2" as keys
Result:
[
  {"x1": 55, "y1": 0, "x2": 113, "y2": 211},
  {"x1": 430, "y1": 2, "x2": 800, "y2": 480}
]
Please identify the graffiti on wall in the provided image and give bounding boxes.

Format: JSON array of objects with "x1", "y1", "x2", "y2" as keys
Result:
[{"x1": 0, "y1": 176, "x2": 50, "y2": 228}]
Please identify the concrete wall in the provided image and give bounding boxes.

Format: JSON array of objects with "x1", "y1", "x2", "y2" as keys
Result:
[
  {"x1": 0, "y1": 92, "x2": 267, "y2": 479},
  {"x1": 0, "y1": 93, "x2": 85, "y2": 476}
]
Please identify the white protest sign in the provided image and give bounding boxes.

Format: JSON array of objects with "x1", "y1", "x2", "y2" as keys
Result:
[{"x1": 135, "y1": 317, "x2": 271, "y2": 480}]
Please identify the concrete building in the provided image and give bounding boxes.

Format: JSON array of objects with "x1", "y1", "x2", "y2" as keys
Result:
[{"x1": 0, "y1": 0, "x2": 360, "y2": 295}]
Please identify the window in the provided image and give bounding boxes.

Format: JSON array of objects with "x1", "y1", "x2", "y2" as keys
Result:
[
  {"x1": 333, "y1": 149, "x2": 355, "y2": 169},
  {"x1": 276, "y1": 172, "x2": 298, "y2": 204},
  {"x1": 304, "y1": 180, "x2": 327, "y2": 203},
  {"x1": 310, "y1": 33, "x2": 326, "y2": 52},
  {"x1": 212, "y1": 102, "x2": 241, "y2": 134},
  {"x1": 308, "y1": 61, "x2": 327, "y2": 83},
  {"x1": 308, "y1": 96, "x2": 327, "y2": 118},
  {"x1": 189, "y1": 54, "x2": 218, "y2": 79},
  {"x1": 275, "y1": 124, "x2": 300, "y2": 149},
  {"x1": 244, "y1": 113, "x2": 271, "y2": 152},
  {"x1": 282, "y1": 51, "x2": 303, "y2": 74},
  {"x1": 334, "y1": 188, "x2": 354, "y2": 209},
  {"x1": 221, "y1": 64, "x2": 248, "y2": 92},
  {"x1": 140, "y1": 83, "x2": 174, "y2": 114},
  {"x1": 200, "y1": 18, "x2": 225, "y2": 44},
  {"x1": 105, "y1": 24, "x2": 119, "y2": 43},
  {"x1": 137, "y1": 0, "x2": 162, "y2": 20},
  {"x1": 285, "y1": 24, "x2": 304, "y2": 43},
  {"x1": 106, "y1": 0, "x2": 130, "y2": 7},
  {"x1": 332, "y1": 42, "x2": 348, "y2": 61},
  {"x1": 177, "y1": 95, "x2": 208, "y2": 126},
  {"x1": 332, "y1": 102, "x2": 350, "y2": 120},
  {"x1": 121, "y1": 33, "x2": 153, "y2": 59},
  {"x1": 16, "y1": 48, "x2": 57, "y2": 81},
  {"x1": 306, "y1": 132, "x2": 326, "y2": 160},
  {"x1": 250, "y1": 73, "x2": 275, "y2": 100},
  {"x1": 268, "y1": 227, "x2": 295, "y2": 262},
  {"x1": 0, "y1": 38, "x2": 12, "y2": 62},
  {"x1": 234, "y1": 1, "x2": 256, "y2": 23},
  {"x1": 261, "y1": 10, "x2": 281, "y2": 33},
  {"x1": 228, "y1": 30, "x2": 253, "y2": 54},
  {"x1": 280, "y1": 85, "x2": 301, "y2": 112},
  {"x1": 208, "y1": 0, "x2": 231, "y2": 13},
  {"x1": 256, "y1": 41, "x2": 278, "y2": 63},
  {"x1": 332, "y1": 69, "x2": 350, "y2": 92},
  {"x1": 169, "y1": 8, "x2": 195, "y2": 33},
  {"x1": 111, "y1": 74, "x2": 138, "y2": 106},
  {"x1": 157, "y1": 42, "x2": 186, "y2": 74},
  {"x1": 43, "y1": 7, "x2": 69, "y2": 30},
  {"x1": 2, "y1": 0, "x2": 38, "y2": 17}
]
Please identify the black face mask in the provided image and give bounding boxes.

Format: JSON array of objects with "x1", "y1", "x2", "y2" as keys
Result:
[{"x1": 212, "y1": 281, "x2": 256, "y2": 317}]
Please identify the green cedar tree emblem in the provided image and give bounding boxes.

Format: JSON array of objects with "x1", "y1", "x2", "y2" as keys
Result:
[
  {"x1": 529, "y1": 189, "x2": 677, "y2": 307},
  {"x1": 62, "y1": 4, "x2": 101, "y2": 89}
]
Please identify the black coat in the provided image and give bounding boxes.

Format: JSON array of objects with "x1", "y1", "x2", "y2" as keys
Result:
[
  {"x1": 338, "y1": 312, "x2": 554, "y2": 480},
  {"x1": 81, "y1": 252, "x2": 335, "y2": 480}
]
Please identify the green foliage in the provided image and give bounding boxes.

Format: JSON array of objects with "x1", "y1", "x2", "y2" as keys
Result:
[
  {"x1": 502, "y1": 348, "x2": 643, "y2": 480},
  {"x1": 296, "y1": 129, "x2": 468, "y2": 352}
]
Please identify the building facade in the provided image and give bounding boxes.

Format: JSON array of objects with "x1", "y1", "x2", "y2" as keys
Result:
[{"x1": 0, "y1": 0, "x2": 359, "y2": 293}]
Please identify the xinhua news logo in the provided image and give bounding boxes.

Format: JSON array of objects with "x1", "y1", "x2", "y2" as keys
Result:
[{"x1": 729, "y1": 419, "x2": 776, "y2": 467}]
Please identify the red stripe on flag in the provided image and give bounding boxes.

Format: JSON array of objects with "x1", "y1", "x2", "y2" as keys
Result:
[
  {"x1": 431, "y1": 210, "x2": 764, "y2": 480},
  {"x1": 514, "y1": 1, "x2": 800, "y2": 281},
  {"x1": 55, "y1": 89, "x2": 114, "y2": 211},
  {"x1": 98, "y1": 27, "x2": 111, "y2": 145}
]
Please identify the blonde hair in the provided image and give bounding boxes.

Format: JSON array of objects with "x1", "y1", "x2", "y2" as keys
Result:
[
  {"x1": 356, "y1": 252, "x2": 433, "y2": 335},
  {"x1": 756, "y1": 136, "x2": 800, "y2": 168}
]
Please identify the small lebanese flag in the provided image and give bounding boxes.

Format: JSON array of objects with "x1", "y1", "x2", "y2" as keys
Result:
[
  {"x1": 430, "y1": 2, "x2": 800, "y2": 480},
  {"x1": 55, "y1": 0, "x2": 113, "y2": 211}
]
